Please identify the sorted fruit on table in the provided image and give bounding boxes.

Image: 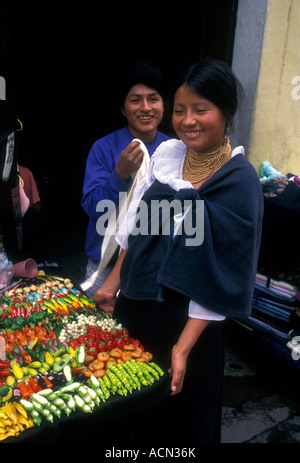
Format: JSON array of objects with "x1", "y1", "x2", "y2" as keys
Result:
[
  {"x1": 13, "y1": 358, "x2": 164, "y2": 430},
  {"x1": 0, "y1": 273, "x2": 165, "y2": 441},
  {"x1": 0, "y1": 272, "x2": 97, "y2": 324}
]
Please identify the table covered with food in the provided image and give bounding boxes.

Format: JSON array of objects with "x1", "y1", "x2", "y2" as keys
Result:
[{"x1": 0, "y1": 271, "x2": 169, "y2": 442}]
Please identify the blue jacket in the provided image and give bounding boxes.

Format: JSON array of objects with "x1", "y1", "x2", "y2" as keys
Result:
[{"x1": 81, "y1": 126, "x2": 169, "y2": 261}]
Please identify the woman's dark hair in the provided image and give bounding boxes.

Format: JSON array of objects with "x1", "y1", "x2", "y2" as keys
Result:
[
  {"x1": 168, "y1": 58, "x2": 243, "y2": 132},
  {"x1": 118, "y1": 58, "x2": 166, "y2": 106}
]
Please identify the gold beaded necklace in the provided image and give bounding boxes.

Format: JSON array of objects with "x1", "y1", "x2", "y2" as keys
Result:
[{"x1": 182, "y1": 137, "x2": 232, "y2": 187}]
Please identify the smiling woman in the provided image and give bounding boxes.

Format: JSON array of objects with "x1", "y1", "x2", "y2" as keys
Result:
[
  {"x1": 170, "y1": 59, "x2": 243, "y2": 189},
  {"x1": 94, "y1": 58, "x2": 264, "y2": 445}
]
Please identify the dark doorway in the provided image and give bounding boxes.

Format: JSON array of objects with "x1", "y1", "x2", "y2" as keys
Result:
[{"x1": 1, "y1": 0, "x2": 238, "y2": 258}]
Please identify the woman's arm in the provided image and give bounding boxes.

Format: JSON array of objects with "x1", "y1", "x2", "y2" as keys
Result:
[
  {"x1": 94, "y1": 249, "x2": 126, "y2": 316},
  {"x1": 169, "y1": 317, "x2": 210, "y2": 396}
]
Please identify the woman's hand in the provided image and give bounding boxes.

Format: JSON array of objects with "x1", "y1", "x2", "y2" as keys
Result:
[
  {"x1": 168, "y1": 317, "x2": 210, "y2": 396},
  {"x1": 93, "y1": 248, "x2": 126, "y2": 317},
  {"x1": 168, "y1": 344, "x2": 188, "y2": 396},
  {"x1": 94, "y1": 287, "x2": 117, "y2": 317}
]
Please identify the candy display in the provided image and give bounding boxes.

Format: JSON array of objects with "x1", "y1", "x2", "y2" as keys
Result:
[{"x1": 0, "y1": 271, "x2": 164, "y2": 441}]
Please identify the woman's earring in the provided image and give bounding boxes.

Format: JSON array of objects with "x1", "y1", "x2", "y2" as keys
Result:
[{"x1": 225, "y1": 123, "x2": 231, "y2": 135}]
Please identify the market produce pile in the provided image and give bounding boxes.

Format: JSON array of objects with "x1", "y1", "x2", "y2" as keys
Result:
[{"x1": 0, "y1": 272, "x2": 164, "y2": 441}]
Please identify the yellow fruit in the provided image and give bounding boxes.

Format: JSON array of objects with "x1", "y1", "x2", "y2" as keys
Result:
[
  {"x1": 45, "y1": 352, "x2": 54, "y2": 366},
  {"x1": 12, "y1": 363, "x2": 23, "y2": 380}
]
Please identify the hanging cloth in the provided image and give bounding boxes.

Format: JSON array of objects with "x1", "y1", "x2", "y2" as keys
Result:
[{"x1": 80, "y1": 139, "x2": 150, "y2": 291}]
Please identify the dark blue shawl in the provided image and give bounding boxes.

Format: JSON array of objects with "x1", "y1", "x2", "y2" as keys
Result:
[{"x1": 120, "y1": 153, "x2": 264, "y2": 318}]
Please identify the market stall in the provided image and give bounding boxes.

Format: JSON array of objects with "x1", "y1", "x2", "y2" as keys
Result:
[
  {"x1": 0, "y1": 270, "x2": 169, "y2": 443},
  {"x1": 233, "y1": 169, "x2": 300, "y2": 371}
]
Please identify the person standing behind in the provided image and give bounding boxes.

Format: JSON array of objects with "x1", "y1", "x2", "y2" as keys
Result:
[
  {"x1": 18, "y1": 165, "x2": 41, "y2": 215},
  {"x1": 81, "y1": 59, "x2": 169, "y2": 299},
  {"x1": 18, "y1": 164, "x2": 43, "y2": 261}
]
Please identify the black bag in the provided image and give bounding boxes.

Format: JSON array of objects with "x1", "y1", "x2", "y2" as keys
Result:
[{"x1": 259, "y1": 180, "x2": 300, "y2": 272}]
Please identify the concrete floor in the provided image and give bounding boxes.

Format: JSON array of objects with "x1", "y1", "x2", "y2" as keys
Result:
[
  {"x1": 222, "y1": 323, "x2": 300, "y2": 443},
  {"x1": 31, "y1": 222, "x2": 300, "y2": 445}
]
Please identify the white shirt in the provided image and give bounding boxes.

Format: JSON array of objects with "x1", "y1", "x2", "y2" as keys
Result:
[{"x1": 116, "y1": 139, "x2": 245, "y2": 321}]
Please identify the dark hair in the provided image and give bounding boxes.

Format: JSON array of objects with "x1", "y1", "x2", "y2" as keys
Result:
[
  {"x1": 168, "y1": 58, "x2": 243, "y2": 132},
  {"x1": 118, "y1": 58, "x2": 166, "y2": 106}
]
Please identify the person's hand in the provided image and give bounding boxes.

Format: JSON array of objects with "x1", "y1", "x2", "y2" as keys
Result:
[
  {"x1": 116, "y1": 140, "x2": 144, "y2": 181},
  {"x1": 94, "y1": 287, "x2": 117, "y2": 317},
  {"x1": 168, "y1": 344, "x2": 188, "y2": 396}
]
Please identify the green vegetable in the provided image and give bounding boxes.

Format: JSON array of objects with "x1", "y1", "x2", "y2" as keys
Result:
[
  {"x1": 110, "y1": 365, "x2": 134, "y2": 392},
  {"x1": 0, "y1": 386, "x2": 10, "y2": 398},
  {"x1": 63, "y1": 405, "x2": 72, "y2": 416},
  {"x1": 41, "y1": 362, "x2": 51, "y2": 371},
  {"x1": 31, "y1": 410, "x2": 42, "y2": 426},
  {"x1": 74, "y1": 394, "x2": 84, "y2": 408},
  {"x1": 99, "y1": 378, "x2": 110, "y2": 399},
  {"x1": 86, "y1": 386, "x2": 97, "y2": 401},
  {"x1": 88, "y1": 376, "x2": 105, "y2": 401},
  {"x1": 123, "y1": 363, "x2": 141, "y2": 389},
  {"x1": 149, "y1": 362, "x2": 164, "y2": 376},
  {"x1": 0, "y1": 387, "x2": 12, "y2": 402},
  {"x1": 50, "y1": 404, "x2": 61, "y2": 418},
  {"x1": 53, "y1": 355, "x2": 72, "y2": 372},
  {"x1": 107, "y1": 370, "x2": 122, "y2": 389},
  {"x1": 54, "y1": 348, "x2": 65, "y2": 358},
  {"x1": 74, "y1": 394, "x2": 92, "y2": 413},
  {"x1": 76, "y1": 345, "x2": 85, "y2": 364},
  {"x1": 32, "y1": 393, "x2": 51, "y2": 408},
  {"x1": 36, "y1": 389, "x2": 53, "y2": 397},
  {"x1": 145, "y1": 364, "x2": 160, "y2": 380},
  {"x1": 67, "y1": 396, "x2": 76, "y2": 411},
  {"x1": 20, "y1": 399, "x2": 34, "y2": 411},
  {"x1": 60, "y1": 382, "x2": 80, "y2": 393},
  {"x1": 78, "y1": 385, "x2": 88, "y2": 397},
  {"x1": 39, "y1": 407, "x2": 53, "y2": 422},
  {"x1": 78, "y1": 386, "x2": 93, "y2": 405},
  {"x1": 138, "y1": 364, "x2": 154, "y2": 384},
  {"x1": 28, "y1": 361, "x2": 42, "y2": 369},
  {"x1": 46, "y1": 392, "x2": 58, "y2": 401},
  {"x1": 63, "y1": 364, "x2": 72, "y2": 382},
  {"x1": 52, "y1": 398, "x2": 66, "y2": 409},
  {"x1": 31, "y1": 399, "x2": 43, "y2": 411},
  {"x1": 88, "y1": 374, "x2": 100, "y2": 388}
]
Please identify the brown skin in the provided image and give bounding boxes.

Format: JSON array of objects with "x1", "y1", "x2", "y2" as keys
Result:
[
  {"x1": 172, "y1": 84, "x2": 227, "y2": 153},
  {"x1": 94, "y1": 249, "x2": 126, "y2": 317},
  {"x1": 169, "y1": 318, "x2": 209, "y2": 395},
  {"x1": 121, "y1": 83, "x2": 164, "y2": 142},
  {"x1": 115, "y1": 140, "x2": 144, "y2": 182}
]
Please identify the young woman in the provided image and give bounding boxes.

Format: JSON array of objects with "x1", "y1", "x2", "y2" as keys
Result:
[
  {"x1": 81, "y1": 59, "x2": 169, "y2": 298},
  {"x1": 94, "y1": 59, "x2": 264, "y2": 444}
]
